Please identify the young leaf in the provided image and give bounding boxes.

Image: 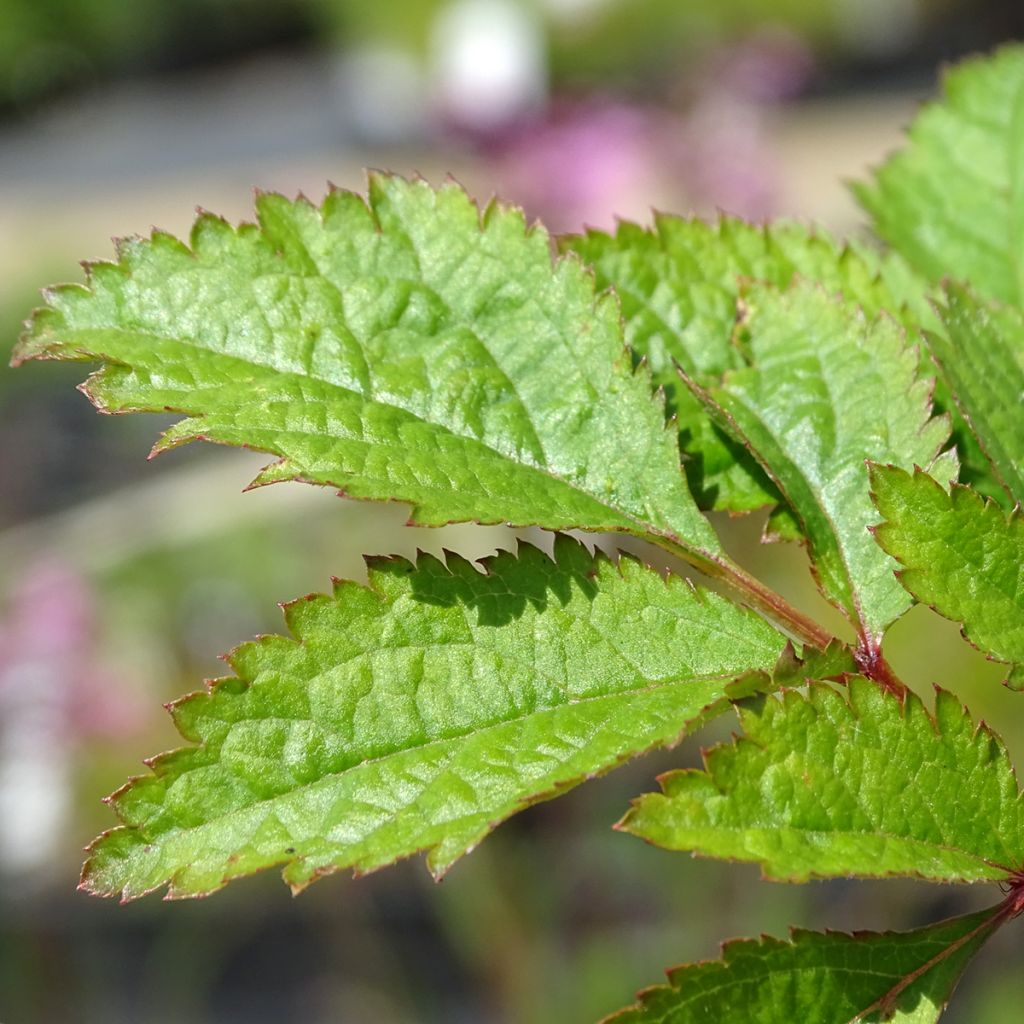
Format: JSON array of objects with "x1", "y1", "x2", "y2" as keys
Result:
[
  {"x1": 82, "y1": 535, "x2": 786, "y2": 901},
  {"x1": 562, "y1": 217, "x2": 937, "y2": 517},
  {"x1": 603, "y1": 907, "x2": 1004, "y2": 1024},
  {"x1": 871, "y1": 465, "x2": 1024, "y2": 687},
  {"x1": 856, "y1": 44, "x2": 1024, "y2": 307},
  {"x1": 619, "y1": 678, "x2": 1024, "y2": 883},
  {"x1": 932, "y1": 286, "x2": 1024, "y2": 505},
  {"x1": 12, "y1": 175, "x2": 721, "y2": 559},
  {"x1": 698, "y1": 282, "x2": 955, "y2": 643}
]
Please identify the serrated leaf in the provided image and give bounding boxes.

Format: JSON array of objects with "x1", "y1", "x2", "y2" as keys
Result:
[
  {"x1": 698, "y1": 282, "x2": 954, "y2": 642},
  {"x1": 856, "y1": 44, "x2": 1024, "y2": 308},
  {"x1": 603, "y1": 907, "x2": 1003, "y2": 1024},
  {"x1": 13, "y1": 174, "x2": 721, "y2": 561},
  {"x1": 619, "y1": 678, "x2": 1024, "y2": 883},
  {"x1": 871, "y1": 464, "x2": 1024, "y2": 687},
  {"x1": 562, "y1": 216, "x2": 938, "y2": 516},
  {"x1": 931, "y1": 285, "x2": 1024, "y2": 505},
  {"x1": 82, "y1": 535, "x2": 787, "y2": 901},
  {"x1": 770, "y1": 639, "x2": 859, "y2": 688}
]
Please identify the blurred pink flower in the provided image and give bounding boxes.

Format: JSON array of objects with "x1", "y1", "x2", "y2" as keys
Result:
[
  {"x1": 484, "y1": 30, "x2": 814, "y2": 231},
  {"x1": 0, "y1": 560, "x2": 147, "y2": 741},
  {"x1": 494, "y1": 100, "x2": 665, "y2": 232}
]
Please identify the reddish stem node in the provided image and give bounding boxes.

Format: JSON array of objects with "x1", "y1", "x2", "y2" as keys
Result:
[
  {"x1": 853, "y1": 640, "x2": 908, "y2": 698},
  {"x1": 1002, "y1": 870, "x2": 1024, "y2": 919}
]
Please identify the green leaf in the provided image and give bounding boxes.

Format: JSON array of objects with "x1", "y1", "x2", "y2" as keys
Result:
[
  {"x1": 13, "y1": 174, "x2": 720, "y2": 559},
  {"x1": 699, "y1": 282, "x2": 954, "y2": 641},
  {"x1": 562, "y1": 216, "x2": 937, "y2": 516},
  {"x1": 871, "y1": 464, "x2": 1024, "y2": 687},
  {"x1": 82, "y1": 535, "x2": 786, "y2": 901},
  {"x1": 770, "y1": 639, "x2": 859, "y2": 688},
  {"x1": 931, "y1": 285, "x2": 1024, "y2": 505},
  {"x1": 603, "y1": 907, "x2": 1003, "y2": 1024},
  {"x1": 619, "y1": 677, "x2": 1024, "y2": 883},
  {"x1": 856, "y1": 44, "x2": 1024, "y2": 308}
]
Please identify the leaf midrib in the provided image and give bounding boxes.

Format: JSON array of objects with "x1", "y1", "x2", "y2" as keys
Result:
[
  {"x1": 648, "y1": 961, "x2": 948, "y2": 1022},
  {"x1": 202, "y1": 605, "x2": 770, "y2": 757},
  {"x1": 135, "y1": 672, "x2": 746, "y2": 845},
  {"x1": 710, "y1": 385, "x2": 863, "y2": 626},
  {"x1": 64, "y1": 323, "x2": 706, "y2": 544},
  {"x1": 673, "y1": 822, "x2": 1010, "y2": 880}
]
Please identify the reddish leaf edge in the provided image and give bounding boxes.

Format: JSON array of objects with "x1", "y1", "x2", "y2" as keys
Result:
[
  {"x1": 615, "y1": 677, "x2": 1024, "y2": 885},
  {"x1": 869, "y1": 463, "x2": 1024, "y2": 690},
  {"x1": 600, "y1": 902, "x2": 1014, "y2": 1024},
  {"x1": 78, "y1": 536, "x2": 783, "y2": 903}
]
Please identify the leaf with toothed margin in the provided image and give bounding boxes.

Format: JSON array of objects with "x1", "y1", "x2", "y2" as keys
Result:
[
  {"x1": 602, "y1": 906, "x2": 1004, "y2": 1024},
  {"x1": 930, "y1": 285, "x2": 1024, "y2": 506},
  {"x1": 619, "y1": 677, "x2": 1024, "y2": 883},
  {"x1": 694, "y1": 281, "x2": 956, "y2": 644},
  {"x1": 855, "y1": 44, "x2": 1024, "y2": 309},
  {"x1": 871, "y1": 464, "x2": 1024, "y2": 689},
  {"x1": 12, "y1": 174, "x2": 722, "y2": 563},
  {"x1": 770, "y1": 639, "x2": 858, "y2": 689},
  {"x1": 80, "y1": 535, "x2": 787, "y2": 901},
  {"x1": 562, "y1": 215, "x2": 939, "y2": 519}
]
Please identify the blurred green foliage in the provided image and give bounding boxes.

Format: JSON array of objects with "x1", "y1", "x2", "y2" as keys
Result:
[
  {"x1": 313, "y1": 0, "x2": 958, "y2": 84},
  {"x1": 0, "y1": 0, "x2": 964, "y2": 112},
  {"x1": 0, "y1": 0, "x2": 313, "y2": 109}
]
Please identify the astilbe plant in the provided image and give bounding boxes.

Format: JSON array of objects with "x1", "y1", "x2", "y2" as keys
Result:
[{"x1": 15, "y1": 43, "x2": 1024, "y2": 1022}]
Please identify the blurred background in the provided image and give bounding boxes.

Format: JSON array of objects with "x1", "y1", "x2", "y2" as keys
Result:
[{"x1": 3, "y1": 2, "x2": 1024, "y2": 1021}]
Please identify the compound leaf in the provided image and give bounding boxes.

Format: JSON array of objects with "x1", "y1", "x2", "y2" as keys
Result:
[
  {"x1": 620, "y1": 678, "x2": 1024, "y2": 883},
  {"x1": 82, "y1": 535, "x2": 786, "y2": 901},
  {"x1": 563, "y1": 217, "x2": 937, "y2": 518},
  {"x1": 13, "y1": 175, "x2": 721, "y2": 560},
  {"x1": 856, "y1": 45, "x2": 1024, "y2": 308},
  {"x1": 932, "y1": 285, "x2": 1024, "y2": 505},
  {"x1": 603, "y1": 907, "x2": 1003, "y2": 1024},
  {"x1": 872, "y1": 464, "x2": 1024, "y2": 687},
  {"x1": 699, "y1": 282, "x2": 954, "y2": 642}
]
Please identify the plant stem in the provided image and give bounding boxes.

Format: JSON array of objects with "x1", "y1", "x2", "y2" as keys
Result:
[{"x1": 662, "y1": 541, "x2": 835, "y2": 651}]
